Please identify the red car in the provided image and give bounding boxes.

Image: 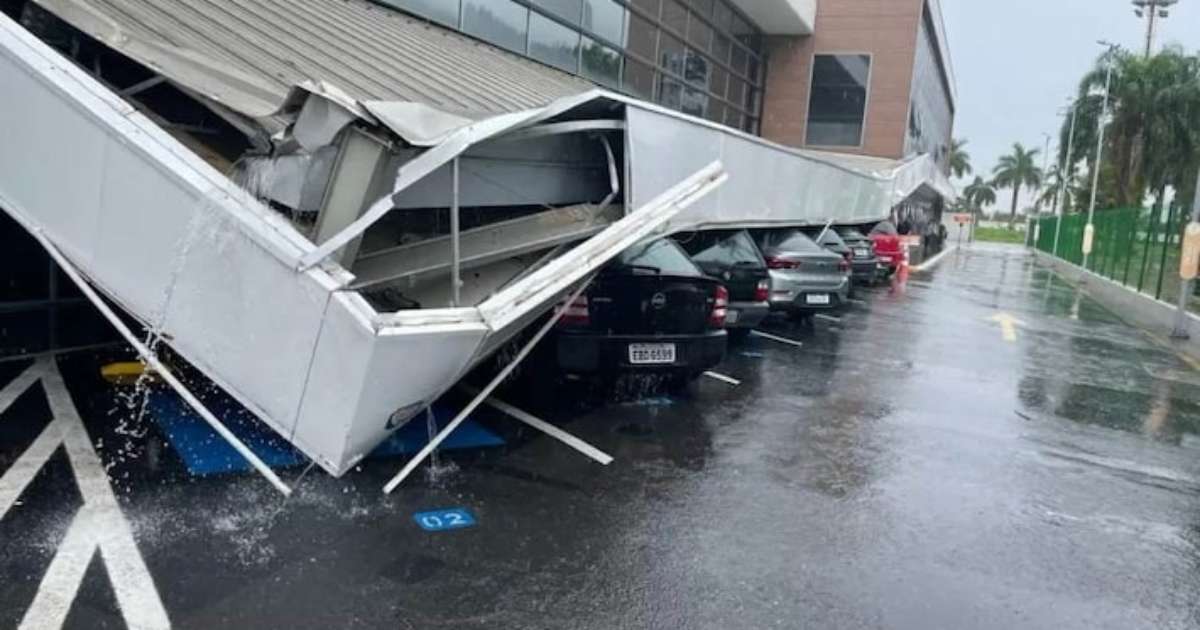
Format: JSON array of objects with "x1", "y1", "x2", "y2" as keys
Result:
[{"x1": 869, "y1": 221, "x2": 905, "y2": 277}]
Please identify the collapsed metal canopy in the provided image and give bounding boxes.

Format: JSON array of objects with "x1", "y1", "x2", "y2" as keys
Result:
[
  {"x1": 28, "y1": 0, "x2": 955, "y2": 222},
  {"x1": 27, "y1": 0, "x2": 593, "y2": 120}
]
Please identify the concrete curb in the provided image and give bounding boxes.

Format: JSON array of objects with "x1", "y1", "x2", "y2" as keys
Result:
[{"x1": 1030, "y1": 249, "x2": 1200, "y2": 365}]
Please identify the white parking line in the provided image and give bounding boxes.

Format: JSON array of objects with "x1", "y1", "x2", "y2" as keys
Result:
[
  {"x1": 814, "y1": 314, "x2": 842, "y2": 323},
  {"x1": 750, "y1": 330, "x2": 805, "y2": 348},
  {"x1": 847, "y1": 298, "x2": 868, "y2": 306},
  {"x1": 0, "y1": 358, "x2": 171, "y2": 629},
  {"x1": 703, "y1": 371, "x2": 741, "y2": 386}
]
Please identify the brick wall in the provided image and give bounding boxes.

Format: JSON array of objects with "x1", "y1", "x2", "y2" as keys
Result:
[{"x1": 760, "y1": 0, "x2": 925, "y2": 159}]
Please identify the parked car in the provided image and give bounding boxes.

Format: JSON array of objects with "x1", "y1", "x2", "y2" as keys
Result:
[
  {"x1": 550, "y1": 238, "x2": 728, "y2": 388},
  {"x1": 869, "y1": 221, "x2": 905, "y2": 277},
  {"x1": 673, "y1": 230, "x2": 770, "y2": 339},
  {"x1": 754, "y1": 229, "x2": 850, "y2": 319},
  {"x1": 835, "y1": 227, "x2": 884, "y2": 284}
]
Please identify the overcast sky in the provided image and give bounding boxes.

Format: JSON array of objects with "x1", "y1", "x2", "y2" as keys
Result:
[{"x1": 942, "y1": 0, "x2": 1199, "y2": 204}]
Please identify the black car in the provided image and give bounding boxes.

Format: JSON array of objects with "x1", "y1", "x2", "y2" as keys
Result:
[
  {"x1": 673, "y1": 229, "x2": 770, "y2": 339},
  {"x1": 835, "y1": 227, "x2": 883, "y2": 284},
  {"x1": 551, "y1": 238, "x2": 728, "y2": 387}
]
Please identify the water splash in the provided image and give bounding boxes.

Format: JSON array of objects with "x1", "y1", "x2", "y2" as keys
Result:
[{"x1": 423, "y1": 406, "x2": 459, "y2": 485}]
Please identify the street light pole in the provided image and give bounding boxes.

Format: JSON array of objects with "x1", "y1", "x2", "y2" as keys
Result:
[
  {"x1": 1052, "y1": 102, "x2": 1080, "y2": 258},
  {"x1": 1133, "y1": 0, "x2": 1180, "y2": 58},
  {"x1": 1082, "y1": 42, "x2": 1119, "y2": 271}
]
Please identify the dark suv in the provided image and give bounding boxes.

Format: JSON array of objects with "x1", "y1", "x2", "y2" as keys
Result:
[
  {"x1": 673, "y1": 230, "x2": 770, "y2": 339},
  {"x1": 552, "y1": 238, "x2": 728, "y2": 386}
]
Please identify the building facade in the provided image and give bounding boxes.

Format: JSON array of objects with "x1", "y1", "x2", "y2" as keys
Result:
[
  {"x1": 759, "y1": 0, "x2": 955, "y2": 168},
  {"x1": 379, "y1": 0, "x2": 953, "y2": 172}
]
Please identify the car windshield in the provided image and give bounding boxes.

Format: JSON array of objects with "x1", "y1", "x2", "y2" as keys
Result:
[
  {"x1": 870, "y1": 221, "x2": 899, "y2": 236},
  {"x1": 615, "y1": 239, "x2": 702, "y2": 276},
  {"x1": 838, "y1": 228, "x2": 868, "y2": 241},
  {"x1": 689, "y1": 231, "x2": 762, "y2": 267},
  {"x1": 772, "y1": 231, "x2": 825, "y2": 253}
]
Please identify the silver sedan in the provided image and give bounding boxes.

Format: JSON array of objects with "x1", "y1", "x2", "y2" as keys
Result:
[{"x1": 755, "y1": 229, "x2": 851, "y2": 316}]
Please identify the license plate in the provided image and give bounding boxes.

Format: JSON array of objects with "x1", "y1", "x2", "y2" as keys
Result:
[
  {"x1": 854, "y1": 248, "x2": 869, "y2": 257},
  {"x1": 726, "y1": 310, "x2": 740, "y2": 324},
  {"x1": 806, "y1": 294, "x2": 831, "y2": 305},
  {"x1": 629, "y1": 343, "x2": 676, "y2": 365}
]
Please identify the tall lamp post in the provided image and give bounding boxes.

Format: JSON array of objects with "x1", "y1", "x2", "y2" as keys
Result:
[
  {"x1": 1132, "y1": 0, "x2": 1179, "y2": 57},
  {"x1": 1052, "y1": 99, "x2": 1080, "y2": 258},
  {"x1": 1082, "y1": 41, "x2": 1121, "y2": 272}
]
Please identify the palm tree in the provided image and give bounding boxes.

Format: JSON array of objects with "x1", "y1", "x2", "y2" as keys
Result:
[
  {"x1": 992, "y1": 143, "x2": 1043, "y2": 227},
  {"x1": 948, "y1": 138, "x2": 972, "y2": 179},
  {"x1": 1067, "y1": 47, "x2": 1200, "y2": 209},
  {"x1": 963, "y1": 176, "x2": 997, "y2": 213}
]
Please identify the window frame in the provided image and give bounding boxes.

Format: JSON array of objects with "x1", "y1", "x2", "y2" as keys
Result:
[{"x1": 804, "y1": 51, "x2": 874, "y2": 150}]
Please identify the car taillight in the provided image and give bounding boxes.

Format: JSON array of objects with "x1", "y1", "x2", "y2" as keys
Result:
[
  {"x1": 556, "y1": 295, "x2": 590, "y2": 327},
  {"x1": 838, "y1": 258, "x2": 850, "y2": 273},
  {"x1": 753, "y1": 279, "x2": 770, "y2": 302},
  {"x1": 765, "y1": 255, "x2": 801, "y2": 270},
  {"x1": 709, "y1": 285, "x2": 729, "y2": 328}
]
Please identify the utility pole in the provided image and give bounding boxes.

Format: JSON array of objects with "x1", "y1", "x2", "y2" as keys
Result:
[
  {"x1": 1082, "y1": 42, "x2": 1120, "y2": 272},
  {"x1": 1053, "y1": 102, "x2": 1080, "y2": 258},
  {"x1": 1132, "y1": 0, "x2": 1179, "y2": 57}
]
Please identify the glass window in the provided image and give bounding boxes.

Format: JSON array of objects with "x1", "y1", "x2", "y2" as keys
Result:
[
  {"x1": 724, "y1": 108, "x2": 742, "y2": 130},
  {"x1": 683, "y1": 49, "x2": 708, "y2": 88},
  {"x1": 531, "y1": 0, "x2": 582, "y2": 24},
  {"x1": 662, "y1": 0, "x2": 688, "y2": 34},
  {"x1": 528, "y1": 12, "x2": 580, "y2": 72},
  {"x1": 631, "y1": 0, "x2": 662, "y2": 19},
  {"x1": 681, "y1": 84, "x2": 706, "y2": 117},
  {"x1": 704, "y1": 101, "x2": 726, "y2": 126},
  {"x1": 806, "y1": 54, "x2": 871, "y2": 147},
  {"x1": 689, "y1": 0, "x2": 715, "y2": 17},
  {"x1": 658, "y1": 76, "x2": 684, "y2": 109},
  {"x1": 617, "y1": 239, "x2": 701, "y2": 275},
  {"x1": 582, "y1": 0, "x2": 626, "y2": 45},
  {"x1": 626, "y1": 12, "x2": 657, "y2": 61},
  {"x1": 711, "y1": 2, "x2": 733, "y2": 32},
  {"x1": 384, "y1": 0, "x2": 461, "y2": 26},
  {"x1": 658, "y1": 32, "x2": 686, "y2": 76},
  {"x1": 709, "y1": 64, "x2": 728, "y2": 99},
  {"x1": 731, "y1": 14, "x2": 755, "y2": 48},
  {"x1": 729, "y1": 45, "x2": 747, "y2": 78},
  {"x1": 462, "y1": 0, "x2": 529, "y2": 54},
  {"x1": 727, "y1": 77, "x2": 746, "y2": 108},
  {"x1": 623, "y1": 56, "x2": 656, "y2": 99},
  {"x1": 581, "y1": 37, "x2": 622, "y2": 88},
  {"x1": 711, "y1": 34, "x2": 731, "y2": 65},
  {"x1": 687, "y1": 14, "x2": 712, "y2": 51}
]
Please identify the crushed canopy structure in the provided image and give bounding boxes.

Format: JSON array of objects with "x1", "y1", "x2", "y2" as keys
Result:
[{"x1": 0, "y1": 3, "x2": 953, "y2": 478}]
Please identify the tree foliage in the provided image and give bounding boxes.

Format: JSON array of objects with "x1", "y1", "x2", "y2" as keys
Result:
[
  {"x1": 993, "y1": 143, "x2": 1043, "y2": 226},
  {"x1": 1059, "y1": 46, "x2": 1200, "y2": 211},
  {"x1": 948, "y1": 138, "x2": 972, "y2": 179}
]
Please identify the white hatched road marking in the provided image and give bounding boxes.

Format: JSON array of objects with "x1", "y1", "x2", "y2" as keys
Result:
[{"x1": 0, "y1": 358, "x2": 170, "y2": 629}]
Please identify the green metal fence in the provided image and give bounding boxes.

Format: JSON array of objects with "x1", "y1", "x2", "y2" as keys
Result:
[{"x1": 1033, "y1": 207, "x2": 1192, "y2": 309}]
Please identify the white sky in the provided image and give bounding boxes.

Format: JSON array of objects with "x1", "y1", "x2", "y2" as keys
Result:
[{"x1": 941, "y1": 0, "x2": 1199, "y2": 209}]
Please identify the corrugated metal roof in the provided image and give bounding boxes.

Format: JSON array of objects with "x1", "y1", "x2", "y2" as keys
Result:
[{"x1": 30, "y1": 0, "x2": 594, "y2": 118}]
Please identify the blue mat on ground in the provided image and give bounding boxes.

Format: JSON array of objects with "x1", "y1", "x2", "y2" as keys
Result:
[{"x1": 147, "y1": 390, "x2": 505, "y2": 476}]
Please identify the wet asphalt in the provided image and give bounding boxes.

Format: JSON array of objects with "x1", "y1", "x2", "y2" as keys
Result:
[{"x1": 5, "y1": 243, "x2": 1200, "y2": 629}]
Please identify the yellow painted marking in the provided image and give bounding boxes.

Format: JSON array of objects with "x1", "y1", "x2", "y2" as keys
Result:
[{"x1": 989, "y1": 312, "x2": 1024, "y2": 343}]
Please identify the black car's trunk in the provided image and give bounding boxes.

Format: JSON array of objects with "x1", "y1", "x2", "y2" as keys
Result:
[
  {"x1": 587, "y1": 273, "x2": 717, "y2": 335},
  {"x1": 695, "y1": 262, "x2": 765, "y2": 302}
]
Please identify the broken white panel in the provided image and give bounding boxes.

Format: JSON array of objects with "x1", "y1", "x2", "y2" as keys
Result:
[{"x1": 623, "y1": 104, "x2": 954, "y2": 232}]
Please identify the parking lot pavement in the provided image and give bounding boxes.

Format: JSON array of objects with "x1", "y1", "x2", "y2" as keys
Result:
[{"x1": 5, "y1": 243, "x2": 1200, "y2": 629}]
